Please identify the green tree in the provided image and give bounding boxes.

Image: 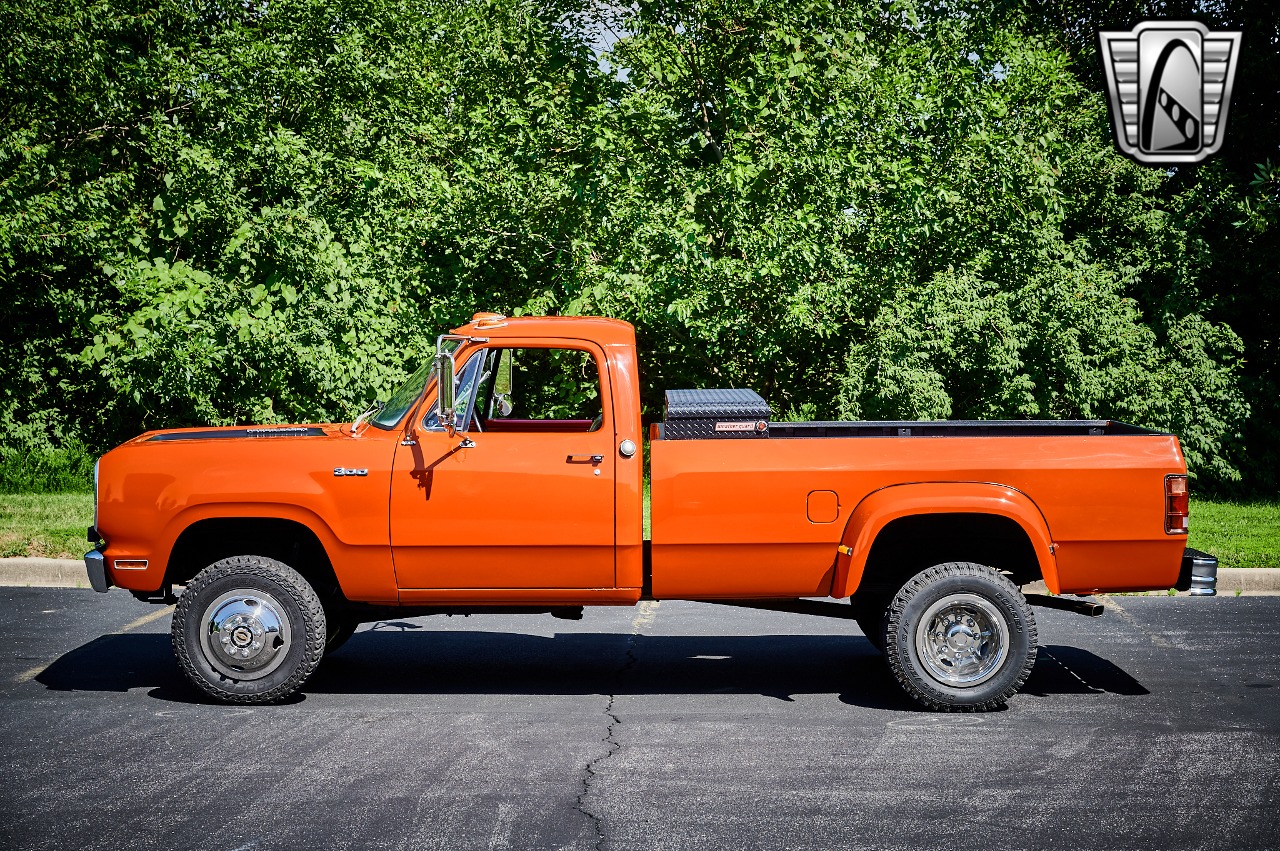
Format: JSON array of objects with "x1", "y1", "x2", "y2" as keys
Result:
[
  {"x1": 1023, "y1": 0, "x2": 1279, "y2": 493},
  {"x1": 2, "y1": 0, "x2": 605, "y2": 441},
  {"x1": 584, "y1": 1, "x2": 1248, "y2": 483},
  {"x1": 0, "y1": 0, "x2": 1259, "y2": 491}
]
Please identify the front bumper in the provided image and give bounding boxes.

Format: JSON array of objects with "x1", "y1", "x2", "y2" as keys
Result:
[
  {"x1": 1176, "y1": 547, "x2": 1218, "y2": 596},
  {"x1": 85, "y1": 549, "x2": 110, "y2": 593}
]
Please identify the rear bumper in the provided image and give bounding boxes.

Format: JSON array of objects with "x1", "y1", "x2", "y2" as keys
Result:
[
  {"x1": 1176, "y1": 547, "x2": 1218, "y2": 596},
  {"x1": 84, "y1": 549, "x2": 110, "y2": 593}
]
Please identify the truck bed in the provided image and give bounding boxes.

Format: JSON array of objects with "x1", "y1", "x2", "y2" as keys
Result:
[{"x1": 648, "y1": 420, "x2": 1186, "y2": 601}]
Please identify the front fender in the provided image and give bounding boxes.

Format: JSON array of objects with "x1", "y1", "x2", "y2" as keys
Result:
[
  {"x1": 109, "y1": 501, "x2": 396, "y2": 603},
  {"x1": 830, "y1": 482, "x2": 1060, "y2": 597}
]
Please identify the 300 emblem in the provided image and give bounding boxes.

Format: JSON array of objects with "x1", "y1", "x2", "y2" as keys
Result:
[{"x1": 333, "y1": 467, "x2": 369, "y2": 477}]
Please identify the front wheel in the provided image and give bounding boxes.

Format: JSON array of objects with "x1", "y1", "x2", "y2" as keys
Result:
[
  {"x1": 172, "y1": 555, "x2": 326, "y2": 704},
  {"x1": 884, "y1": 562, "x2": 1037, "y2": 712}
]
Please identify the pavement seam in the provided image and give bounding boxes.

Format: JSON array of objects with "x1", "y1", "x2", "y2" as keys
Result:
[
  {"x1": 572, "y1": 601, "x2": 654, "y2": 851},
  {"x1": 1098, "y1": 595, "x2": 1192, "y2": 650},
  {"x1": 1039, "y1": 647, "x2": 1099, "y2": 693}
]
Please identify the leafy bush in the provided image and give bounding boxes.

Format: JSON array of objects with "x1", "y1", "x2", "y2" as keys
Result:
[{"x1": 0, "y1": 444, "x2": 95, "y2": 494}]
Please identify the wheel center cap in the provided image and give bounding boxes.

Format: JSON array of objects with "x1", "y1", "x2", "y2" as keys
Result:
[
  {"x1": 232, "y1": 625, "x2": 254, "y2": 647},
  {"x1": 947, "y1": 624, "x2": 977, "y2": 651}
]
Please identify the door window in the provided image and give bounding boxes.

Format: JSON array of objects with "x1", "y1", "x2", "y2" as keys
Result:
[{"x1": 468, "y1": 347, "x2": 604, "y2": 433}]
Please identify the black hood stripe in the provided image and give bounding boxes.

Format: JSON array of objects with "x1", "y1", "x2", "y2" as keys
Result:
[{"x1": 148, "y1": 427, "x2": 327, "y2": 442}]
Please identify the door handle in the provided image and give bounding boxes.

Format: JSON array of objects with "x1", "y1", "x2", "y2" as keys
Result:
[{"x1": 567, "y1": 454, "x2": 604, "y2": 465}]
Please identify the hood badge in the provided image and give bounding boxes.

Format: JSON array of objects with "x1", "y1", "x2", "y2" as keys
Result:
[{"x1": 334, "y1": 467, "x2": 369, "y2": 477}]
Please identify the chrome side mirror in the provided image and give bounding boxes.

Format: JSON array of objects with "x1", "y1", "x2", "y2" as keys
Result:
[{"x1": 436, "y1": 350, "x2": 457, "y2": 436}]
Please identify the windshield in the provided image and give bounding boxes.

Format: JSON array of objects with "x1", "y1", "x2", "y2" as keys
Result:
[{"x1": 369, "y1": 339, "x2": 460, "y2": 429}]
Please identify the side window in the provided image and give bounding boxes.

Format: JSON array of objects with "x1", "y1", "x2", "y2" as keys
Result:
[{"x1": 478, "y1": 347, "x2": 604, "y2": 431}]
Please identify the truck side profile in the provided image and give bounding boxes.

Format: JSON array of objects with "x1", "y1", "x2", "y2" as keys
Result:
[{"x1": 86, "y1": 313, "x2": 1217, "y2": 710}]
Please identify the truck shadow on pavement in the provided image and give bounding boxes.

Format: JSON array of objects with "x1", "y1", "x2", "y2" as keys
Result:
[{"x1": 35, "y1": 630, "x2": 1147, "y2": 708}]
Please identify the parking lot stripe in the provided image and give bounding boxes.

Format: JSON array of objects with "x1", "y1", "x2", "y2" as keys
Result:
[{"x1": 13, "y1": 604, "x2": 174, "y2": 683}]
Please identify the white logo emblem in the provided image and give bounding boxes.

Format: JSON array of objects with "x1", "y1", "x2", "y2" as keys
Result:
[{"x1": 1098, "y1": 21, "x2": 1242, "y2": 165}]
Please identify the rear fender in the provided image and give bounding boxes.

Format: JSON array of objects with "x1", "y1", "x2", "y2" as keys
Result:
[{"x1": 831, "y1": 482, "x2": 1059, "y2": 597}]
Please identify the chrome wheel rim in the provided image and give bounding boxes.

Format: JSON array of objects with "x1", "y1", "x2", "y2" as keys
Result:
[
  {"x1": 914, "y1": 593, "x2": 1009, "y2": 688},
  {"x1": 198, "y1": 589, "x2": 291, "y2": 681}
]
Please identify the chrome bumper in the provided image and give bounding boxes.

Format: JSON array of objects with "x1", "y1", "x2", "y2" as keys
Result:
[
  {"x1": 84, "y1": 549, "x2": 110, "y2": 593},
  {"x1": 1179, "y1": 548, "x2": 1218, "y2": 597}
]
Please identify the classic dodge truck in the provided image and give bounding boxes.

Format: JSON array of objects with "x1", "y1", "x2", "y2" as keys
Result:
[{"x1": 86, "y1": 313, "x2": 1217, "y2": 710}]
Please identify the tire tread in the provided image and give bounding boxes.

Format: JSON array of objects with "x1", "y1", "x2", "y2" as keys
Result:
[
  {"x1": 172, "y1": 555, "x2": 326, "y2": 704},
  {"x1": 883, "y1": 562, "x2": 1037, "y2": 712}
]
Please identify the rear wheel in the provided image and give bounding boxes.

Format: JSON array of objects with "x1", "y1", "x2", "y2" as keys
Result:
[
  {"x1": 172, "y1": 555, "x2": 326, "y2": 704},
  {"x1": 883, "y1": 562, "x2": 1037, "y2": 711}
]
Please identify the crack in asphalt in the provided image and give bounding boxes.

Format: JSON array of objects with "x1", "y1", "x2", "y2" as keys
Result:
[
  {"x1": 573, "y1": 686, "x2": 625, "y2": 851},
  {"x1": 573, "y1": 603, "x2": 654, "y2": 850}
]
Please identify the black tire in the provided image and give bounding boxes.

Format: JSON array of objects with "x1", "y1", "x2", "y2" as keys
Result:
[
  {"x1": 883, "y1": 562, "x2": 1037, "y2": 712},
  {"x1": 324, "y1": 614, "x2": 360, "y2": 654},
  {"x1": 172, "y1": 555, "x2": 327, "y2": 704}
]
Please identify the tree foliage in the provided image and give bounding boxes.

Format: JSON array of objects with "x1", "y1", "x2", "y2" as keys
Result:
[{"x1": 0, "y1": 0, "x2": 1268, "y2": 491}]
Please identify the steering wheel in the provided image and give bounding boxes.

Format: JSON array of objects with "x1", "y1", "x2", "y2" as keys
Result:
[{"x1": 588, "y1": 413, "x2": 603, "y2": 432}]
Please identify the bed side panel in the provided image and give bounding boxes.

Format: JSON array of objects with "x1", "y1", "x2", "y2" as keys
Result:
[{"x1": 649, "y1": 433, "x2": 1187, "y2": 598}]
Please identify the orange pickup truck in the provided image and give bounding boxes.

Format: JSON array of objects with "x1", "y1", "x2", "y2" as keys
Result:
[{"x1": 86, "y1": 313, "x2": 1216, "y2": 710}]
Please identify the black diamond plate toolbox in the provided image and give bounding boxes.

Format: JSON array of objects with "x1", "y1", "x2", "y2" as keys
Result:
[{"x1": 663, "y1": 389, "x2": 772, "y2": 439}]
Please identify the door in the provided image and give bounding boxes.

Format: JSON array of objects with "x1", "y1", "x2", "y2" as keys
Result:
[{"x1": 389, "y1": 341, "x2": 617, "y2": 591}]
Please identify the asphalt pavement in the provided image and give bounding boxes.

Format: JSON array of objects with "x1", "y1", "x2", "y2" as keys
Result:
[{"x1": 1, "y1": 588, "x2": 1278, "y2": 850}]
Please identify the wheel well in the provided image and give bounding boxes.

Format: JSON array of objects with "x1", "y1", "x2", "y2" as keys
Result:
[
  {"x1": 165, "y1": 518, "x2": 343, "y2": 604},
  {"x1": 855, "y1": 513, "x2": 1041, "y2": 598}
]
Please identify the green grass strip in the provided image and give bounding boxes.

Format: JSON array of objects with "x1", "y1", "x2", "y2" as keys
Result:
[
  {"x1": 0, "y1": 493, "x2": 93, "y2": 559},
  {"x1": 1188, "y1": 499, "x2": 1280, "y2": 569}
]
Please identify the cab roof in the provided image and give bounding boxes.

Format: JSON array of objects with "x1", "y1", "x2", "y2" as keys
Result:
[{"x1": 451, "y1": 313, "x2": 636, "y2": 347}]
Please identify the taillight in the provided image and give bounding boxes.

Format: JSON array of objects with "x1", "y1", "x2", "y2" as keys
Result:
[{"x1": 1165, "y1": 475, "x2": 1189, "y2": 534}]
